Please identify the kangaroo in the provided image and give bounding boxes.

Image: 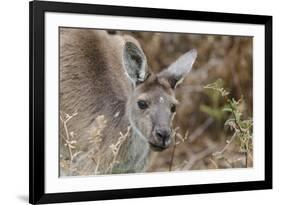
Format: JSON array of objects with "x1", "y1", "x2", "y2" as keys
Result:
[{"x1": 60, "y1": 28, "x2": 197, "y2": 175}]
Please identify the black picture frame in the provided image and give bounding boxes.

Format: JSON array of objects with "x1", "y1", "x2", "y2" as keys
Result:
[{"x1": 29, "y1": 0, "x2": 272, "y2": 204}]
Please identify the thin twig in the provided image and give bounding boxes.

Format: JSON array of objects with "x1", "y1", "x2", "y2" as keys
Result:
[
  {"x1": 213, "y1": 132, "x2": 237, "y2": 157},
  {"x1": 188, "y1": 117, "x2": 214, "y2": 143},
  {"x1": 94, "y1": 158, "x2": 101, "y2": 175},
  {"x1": 209, "y1": 158, "x2": 218, "y2": 169},
  {"x1": 183, "y1": 140, "x2": 217, "y2": 170},
  {"x1": 107, "y1": 126, "x2": 131, "y2": 173},
  {"x1": 228, "y1": 102, "x2": 249, "y2": 168},
  {"x1": 228, "y1": 101, "x2": 243, "y2": 133},
  {"x1": 224, "y1": 98, "x2": 248, "y2": 168},
  {"x1": 62, "y1": 112, "x2": 77, "y2": 161},
  {"x1": 168, "y1": 127, "x2": 181, "y2": 171},
  {"x1": 245, "y1": 152, "x2": 248, "y2": 167},
  {"x1": 169, "y1": 135, "x2": 177, "y2": 171}
]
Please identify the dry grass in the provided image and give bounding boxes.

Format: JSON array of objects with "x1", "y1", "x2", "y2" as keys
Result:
[
  {"x1": 131, "y1": 32, "x2": 254, "y2": 172},
  {"x1": 60, "y1": 113, "x2": 132, "y2": 176},
  {"x1": 60, "y1": 31, "x2": 253, "y2": 175}
]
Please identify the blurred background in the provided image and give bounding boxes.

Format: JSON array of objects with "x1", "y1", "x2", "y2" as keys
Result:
[{"x1": 114, "y1": 30, "x2": 253, "y2": 171}]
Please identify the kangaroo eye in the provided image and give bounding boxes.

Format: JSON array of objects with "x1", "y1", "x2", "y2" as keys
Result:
[
  {"x1": 171, "y1": 104, "x2": 176, "y2": 113},
  {"x1": 137, "y1": 100, "x2": 148, "y2": 110}
]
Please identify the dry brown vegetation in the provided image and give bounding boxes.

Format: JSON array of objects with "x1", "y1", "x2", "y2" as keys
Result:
[
  {"x1": 60, "y1": 30, "x2": 253, "y2": 175},
  {"x1": 122, "y1": 31, "x2": 253, "y2": 172}
]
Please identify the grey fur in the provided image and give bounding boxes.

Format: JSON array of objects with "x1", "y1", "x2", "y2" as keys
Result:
[
  {"x1": 60, "y1": 28, "x2": 149, "y2": 175},
  {"x1": 60, "y1": 28, "x2": 197, "y2": 175}
]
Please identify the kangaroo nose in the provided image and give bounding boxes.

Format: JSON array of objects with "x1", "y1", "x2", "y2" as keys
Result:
[{"x1": 156, "y1": 128, "x2": 171, "y2": 141}]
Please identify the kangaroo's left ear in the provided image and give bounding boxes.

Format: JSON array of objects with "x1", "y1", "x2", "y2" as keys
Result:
[
  {"x1": 158, "y1": 49, "x2": 197, "y2": 89},
  {"x1": 123, "y1": 41, "x2": 148, "y2": 86}
]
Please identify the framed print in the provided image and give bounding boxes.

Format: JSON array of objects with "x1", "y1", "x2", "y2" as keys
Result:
[{"x1": 29, "y1": 0, "x2": 272, "y2": 204}]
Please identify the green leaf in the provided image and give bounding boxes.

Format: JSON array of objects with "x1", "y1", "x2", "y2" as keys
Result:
[{"x1": 222, "y1": 107, "x2": 232, "y2": 112}]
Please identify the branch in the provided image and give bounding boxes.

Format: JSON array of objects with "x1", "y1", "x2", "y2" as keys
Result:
[{"x1": 188, "y1": 117, "x2": 214, "y2": 143}]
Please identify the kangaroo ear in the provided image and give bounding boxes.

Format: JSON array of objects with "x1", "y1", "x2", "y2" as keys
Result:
[
  {"x1": 123, "y1": 41, "x2": 148, "y2": 86},
  {"x1": 158, "y1": 49, "x2": 197, "y2": 89}
]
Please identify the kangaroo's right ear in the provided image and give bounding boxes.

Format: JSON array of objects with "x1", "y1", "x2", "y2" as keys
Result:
[
  {"x1": 157, "y1": 49, "x2": 197, "y2": 89},
  {"x1": 123, "y1": 41, "x2": 148, "y2": 86}
]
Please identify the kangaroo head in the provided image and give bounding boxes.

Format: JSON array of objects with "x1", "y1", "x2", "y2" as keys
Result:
[{"x1": 123, "y1": 41, "x2": 197, "y2": 151}]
